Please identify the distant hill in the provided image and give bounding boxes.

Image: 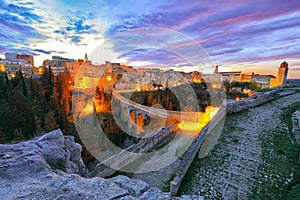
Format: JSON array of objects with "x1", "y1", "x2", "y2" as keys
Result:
[{"x1": 287, "y1": 79, "x2": 300, "y2": 87}]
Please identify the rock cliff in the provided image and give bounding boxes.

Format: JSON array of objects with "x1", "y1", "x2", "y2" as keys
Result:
[{"x1": 0, "y1": 129, "x2": 202, "y2": 200}]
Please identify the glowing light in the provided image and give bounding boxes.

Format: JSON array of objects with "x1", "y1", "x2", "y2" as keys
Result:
[
  {"x1": 136, "y1": 87, "x2": 141, "y2": 91},
  {"x1": 179, "y1": 121, "x2": 203, "y2": 130},
  {"x1": 38, "y1": 67, "x2": 44, "y2": 74},
  {"x1": 194, "y1": 78, "x2": 201, "y2": 83},
  {"x1": 235, "y1": 97, "x2": 240, "y2": 101},
  {"x1": 83, "y1": 103, "x2": 94, "y2": 115},
  {"x1": 243, "y1": 89, "x2": 250, "y2": 93},
  {"x1": 11, "y1": 74, "x2": 16, "y2": 78},
  {"x1": 212, "y1": 84, "x2": 217, "y2": 88},
  {"x1": 106, "y1": 76, "x2": 112, "y2": 81},
  {"x1": 178, "y1": 106, "x2": 220, "y2": 136},
  {"x1": 0, "y1": 65, "x2": 6, "y2": 73}
]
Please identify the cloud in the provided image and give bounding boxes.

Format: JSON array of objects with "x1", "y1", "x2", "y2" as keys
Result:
[
  {"x1": 1, "y1": 0, "x2": 300, "y2": 72},
  {"x1": 105, "y1": 0, "x2": 300, "y2": 68},
  {"x1": 52, "y1": 11, "x2": 100, "y2": 45},
  {"x1": 32, "y1": 49, "x2": 52, "y2": 54},
  {"x1": 0, "y1": 0, "x2": 48, "y2": 55},
  {"x1": 71, "y1": 36, "x2": 82, "y2": 43}
]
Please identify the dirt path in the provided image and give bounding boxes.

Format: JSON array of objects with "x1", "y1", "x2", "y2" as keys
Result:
[{"x1": 179, "y1": 92, "x2": 300, "y2": 199}]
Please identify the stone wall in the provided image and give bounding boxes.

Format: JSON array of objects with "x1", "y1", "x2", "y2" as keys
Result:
[
  {"x1": 292, "y1": 110, "x2": 300, "y2": 145},
  {"x1": 170, "y1": 108, "x2": 226, "y2": 195},
  {"x1": 169, "y1": 87, "x2": 291, "y2": 195},
  {"x1": 225, "y1": 87, "x2": 281, "y2": 113},
  {"x1": 89, "y1": 123, "x2": 179, "y2": 177}
]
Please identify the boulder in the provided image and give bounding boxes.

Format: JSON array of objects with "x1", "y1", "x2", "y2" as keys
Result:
[{"x1": 0, "y1": 129, "x2": 203, "y2": 199}]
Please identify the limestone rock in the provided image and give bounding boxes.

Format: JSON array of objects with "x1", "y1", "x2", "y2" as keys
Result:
[
  {"x1": 35, "y1": 130, "x2": 70, "y2": 171},
  {"x1": 0, "y1": 129, "x2": 202, "y2": 199},
  {"x1": 110, "y1": 175, "x2": 150, "y2": 197}
]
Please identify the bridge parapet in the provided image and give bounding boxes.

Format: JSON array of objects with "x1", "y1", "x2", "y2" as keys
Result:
[{"x1": 112, "y1": 91, "x2": 216, "y2": 137}]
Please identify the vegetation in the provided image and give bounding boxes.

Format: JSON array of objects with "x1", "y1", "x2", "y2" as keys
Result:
[
  {"x1": 223, "y1": 81, "x2": 250, "y2": 92},
  {"x1": 252, "y1": 102, "x2": 300, "y2": 200},
  {"x1": 280, "y1": 102, "x2": 300, "y2": 130},
  {"x1": 128, "y1": 82, "x2": 212, "y2": 112},
  {"x1": 247, "y1": 82, "x2": 260, "y2": 91},
  {"x1": 0, "y1": 68, "x2": 73, "y2": 143},
  {"x1": 257, "y1": 88, "x2": 273, "y2": 92},
  {"x1": 226, "y1": 90, "x2": 248, "y2": 100}
]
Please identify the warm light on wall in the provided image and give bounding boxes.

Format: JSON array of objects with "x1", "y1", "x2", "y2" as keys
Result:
[
  {"x1": 194, "y1": 77, "x2": 201, "y2": 83},
  {"x1": 0, "y1": 65, "x2": 6, "y2": 72},
  {"x1": 106, "y1": 76, "x2": 112, "y2": 81},
  {"x1": 38, "y1": 67, "x2": 44, "y2": 74}
]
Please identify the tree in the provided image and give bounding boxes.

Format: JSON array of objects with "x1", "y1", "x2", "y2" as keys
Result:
[
  {"x1": 14, "y1": 128, "x2": 24, "y2": 142},
  {"x1": 44, "y1": 111, "x2": 59, "y2": 132},
  {"x1": 41, "y1": 66, "x2": 54, "y2": 101},
  {"x1": 5, "y1": 74, "x2": 17, "y2": 140},
  {"x1": 18, "y1": 70, "x2": 27, "y2": 97},
  {"x1": 248, "y1": 82, "x2": 260, "y2": 91},
  {"x1": 0, "y1": 127, "x2": 6, "y2": 143},
  {"x1": 223, "y1": 80, "x2": 231, "y2": 92}
]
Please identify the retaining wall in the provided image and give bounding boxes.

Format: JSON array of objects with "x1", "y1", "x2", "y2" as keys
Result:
[
  {"x1": 170, "y1": 108, "x2": 226, "y2": 195},
  {"x1": 89, "y1": 123, "x2": 178, "y2": 178},
  {"x1": 169, "y1": 87, "x2": 288, "y2": 195},
  {"x1": 292, "y1": 110, "x2": 300, "y2": 145}
]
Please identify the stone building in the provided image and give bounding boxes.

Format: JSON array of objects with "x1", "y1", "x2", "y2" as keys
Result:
[
  {"x1": 43, "y1": 56, "x2": 76, "y2": 76},
  {"x1": 269, "y1": 61, "x2": 289, "y2": 88},
  {"x1": 219, "y1": 71, "x2": 242, "y2": 82},
  {"x1": 251, "y1": 75, "x2": 276, "y2": 89},
  {"x1": 214, "y1": 61, "x2": 289, "y2": 89},
  {"x1": 2, "y1": 53, "x2": 33, "y2": 78}
]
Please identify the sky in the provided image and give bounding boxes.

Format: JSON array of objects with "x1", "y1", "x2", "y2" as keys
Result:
[{"x1": 0, "y1": 0, "x2": 300, "y2": 78}]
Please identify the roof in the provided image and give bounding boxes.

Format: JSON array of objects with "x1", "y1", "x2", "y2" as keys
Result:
[
  {"x1": 252, "y1": 74, "x2": 276, "y2": 78},
  {"x1": 219, "y1": 71, "x2": 241, "y2": 75}
]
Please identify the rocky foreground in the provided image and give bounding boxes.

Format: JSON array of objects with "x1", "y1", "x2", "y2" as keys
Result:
[{"x1": 0, "y1": 129, "x2": 202, "y2": 200}]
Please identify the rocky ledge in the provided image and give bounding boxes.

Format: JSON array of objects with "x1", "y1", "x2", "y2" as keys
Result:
[{"x1": 0, "y1": 129, "x2": 202, "y2": 200}]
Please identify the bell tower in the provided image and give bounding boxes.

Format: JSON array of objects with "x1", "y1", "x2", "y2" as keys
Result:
[
  {"x1": 84, "y1": 53, "x2": 88, "y2": 62},
  {"x1": 214, "y1": 65, "x2": 219, "y2": 74},
  {"x1": 278, "y1": 61, "x2": 289, "y2": 87}
]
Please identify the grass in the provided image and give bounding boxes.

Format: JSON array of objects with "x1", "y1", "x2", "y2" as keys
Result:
[
  {"x1": 251, "y1": 102, "x2": 300, "y2": 200},
  {"x1": 162, "y1": 173, "x2": 177, "y2": 192},
  {"x1": 178, "y1": 95, "x2": 300, "y2": 199},
  {"x1": 280, "y1": 102, "x2": 300, "y2": 130},
  {"x1": 257, "y1": 88, "x2": 273, "y2": 92}
]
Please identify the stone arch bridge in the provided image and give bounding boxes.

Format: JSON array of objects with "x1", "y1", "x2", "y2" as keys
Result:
[{"x1": 111, "y1": 91, "x2": 217, "y2": 136}]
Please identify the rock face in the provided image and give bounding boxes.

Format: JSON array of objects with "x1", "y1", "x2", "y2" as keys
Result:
[
  {"x1": 0, "y1": 129, "x2": 202, "y2": 200},
  {"x1": 292, "y1": 110, "x2": 300, "y2": 144},
  {"x1": 0, "y1": 129, "x2": 88, "y2": 180}
]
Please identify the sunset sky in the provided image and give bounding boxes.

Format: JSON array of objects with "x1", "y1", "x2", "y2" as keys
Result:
[{"x1": 0, "y1": 0, "x2": 300, "y2": 78}]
